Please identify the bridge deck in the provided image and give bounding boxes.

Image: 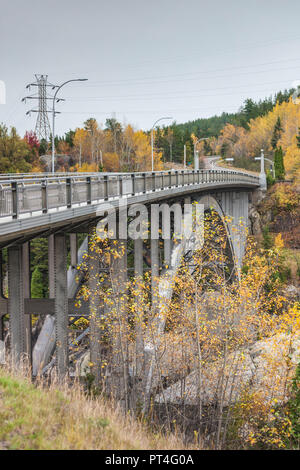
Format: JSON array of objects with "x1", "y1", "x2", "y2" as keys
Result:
[{"x1": 0, "y1": 169, "x2": 259, "y2": 245}]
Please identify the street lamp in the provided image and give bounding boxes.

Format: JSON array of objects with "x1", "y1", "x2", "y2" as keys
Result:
[
  {"x1": 151, "y1": 117, "x2": 172, "y2": 171},
  {"x1": 254, "y1": 148, "x2": 267, "y2": 190},
  {"x1": 51, "y1": 78, "x2": 88, "y2": 173},
  {"x1": 194, "y1": 137, "x2": 210, "y2": 170},
  {"x1": 255, "y1": 149, "x2": 275, "y2": 179}
]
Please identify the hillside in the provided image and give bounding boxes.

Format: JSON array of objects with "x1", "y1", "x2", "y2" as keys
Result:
[{"x1": 0, "y1": 368, "x2": 189, "y2": 450}]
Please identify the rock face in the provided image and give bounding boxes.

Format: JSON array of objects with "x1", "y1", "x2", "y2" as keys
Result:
[
  {"x1": 76, "y1": 351, "x2": 91, "y2": 377},
  {"x1": 249, "y1": 207, "x2": 262, "y2": 237},
  {"x1": 155, "y1": 332, "x2": 300, "y2": 407},
  {"x1": 283, "y1": 285, "x2": 300, "y2": 301}
]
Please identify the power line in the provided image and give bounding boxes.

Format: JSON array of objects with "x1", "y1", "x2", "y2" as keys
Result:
[
  {"x1": 71, "y1": 57, "x2": 300, "y2": 88},
  {"x1": 67, "y1": 33, "x2": 300, "y2": 75},
  {"x1": 64, "y1": 82, "x2": 295, "y2": 103}
]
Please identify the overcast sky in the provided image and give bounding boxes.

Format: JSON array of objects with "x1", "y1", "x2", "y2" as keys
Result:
[{"x1": 1, "y1": 0, "x2": 300, "y2": 137}]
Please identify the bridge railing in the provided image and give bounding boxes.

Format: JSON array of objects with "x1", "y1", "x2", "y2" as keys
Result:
[{"x1": 0, "y1": 169, "x2": 259, "y2": 220}]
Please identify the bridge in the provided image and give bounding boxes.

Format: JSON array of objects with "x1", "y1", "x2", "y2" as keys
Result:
[{"x1": 0, "y1": 167, "x2": 261, "y2": 379}]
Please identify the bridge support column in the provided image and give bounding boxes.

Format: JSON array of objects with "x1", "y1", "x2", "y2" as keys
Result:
[
  {"x1": 8, "y1": 245, "x2": 26, "y2": 364},
  {"x1": 22, "y1": 242, "x2": 32, "y2": 362},
  {"x1": 48, "y1": 234, "x2": 55, "y2": 298},
  {"x1": 70, "y1": 234, "x2": 78, "y2": 268},
  {"x1": 110, "y1": 239, "x2": 128, "y2": 405},
  {"x1": 150, "y1": 205, "x2": 160, "y2": 312},
  {"x1": 134, "y1": 237, "x2": 144, "y2": 390},
  {"x1": 151, "y1": 238, "x2": 159, "y2": 311},
  {"x1": 197, "y1": 191, "x2": 250, "y2": 275},
  {"x1": 162, "y1": 204, "x2": 172, "y2": 268},
  {"x1": 164, "y1": 239, "x2": 172, "y2": 268},
  {"x1": 111, "y1": 239, "x2": 127, "y2": 304},
  {"x1": 221, "y1": 191, "x2": 249, "y2": 272},
  {"x1": 0, "y1": 251, "x2": 5, "y2": 341},
  {"x1": 88, "y1": 230, "x2": 102, "y2": 385},
  {"x1": 54, "y1": 233, "x2": 68, "y2": 378}
]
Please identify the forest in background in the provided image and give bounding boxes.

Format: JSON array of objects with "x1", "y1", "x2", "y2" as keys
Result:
[{"x1": 1, "y1": 87, "x2": 299, "y2": 177}]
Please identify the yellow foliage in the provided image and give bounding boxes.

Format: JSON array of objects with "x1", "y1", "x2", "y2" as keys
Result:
[
  {"x1": 274, "y1": 233, "x2": 284, "y2": 249},
  {"x1": 217, "y1": 98, "x2": 300, "y2": 178},
  {"x1": 72, "y1": 162, "x2": 98, "y2": 172},
  {"x1": 103, "y1": 152, "x2": 120, "y2": 172}
]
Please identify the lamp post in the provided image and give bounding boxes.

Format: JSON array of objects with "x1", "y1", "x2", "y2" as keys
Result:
[
  {"x1": 151, "y1": 117, "x2": 172, "y2": 171},
  {"x1": 254, "y1": 148, "x2": 267, "y2": 190},
  {"x1": 51, "y1": 78, "x2": 88, "y2": 174},
  {"x1": 194, "y1": 137, "x2": 210, "y2": 170}
]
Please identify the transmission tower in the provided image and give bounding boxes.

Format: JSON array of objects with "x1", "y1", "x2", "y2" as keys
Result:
[{"x1": 22, "y1": 75, "x2": 59, "y2": 142}]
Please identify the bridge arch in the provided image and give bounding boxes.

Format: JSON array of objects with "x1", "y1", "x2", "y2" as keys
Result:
[
  {"x1": 197, "y1": 191, "x2": 249, "y2": 273},
  {"x1": 196, "y1": 194, "x2": 237, "y2": 273}
]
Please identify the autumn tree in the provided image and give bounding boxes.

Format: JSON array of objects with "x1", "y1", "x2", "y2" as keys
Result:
[
  {"x1": 105, "y1": 118, "x2": 122, "y2": 155},
  {"x1": 73, "y1": 128, "x2": 89, "y2": 167},
  {"x1": 84, "y1": 118, "x2": 99, "y2": 163},
  {"x1": 24, "y1": 131, "x2": 40, "y2": 150},
  {"x1": 0, "y1": 124, "x2": 32, "y2": 172}
]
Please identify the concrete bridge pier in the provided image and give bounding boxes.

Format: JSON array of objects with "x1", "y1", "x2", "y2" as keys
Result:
[
  {"x1": 8, "y1": 245, "x2": 26, "y2": 365},
  {"x1": 54, "y1": 233, "x2": 68, "y2": 379},
  {"x1": 197, "y1": 190, "x2": 249, "y2": 273},
  {"x1": 134, "y1": 237, "x2": 144, "y2": 384},
  {"x1": 88, "y1": 228, "x2": 102, "y2": 385},
  {"x1": 22, "y1": 242, "x2": 32, "y2": 361},
  {"x1": 221, "y1": 191, "x2": 249, "y2": 272},
  {"x1": 151, "y1": 238, "x2": 159, "y2": 312},
  {"x1": 110, "y1": 238, "x2": 128, "y2": 404}
]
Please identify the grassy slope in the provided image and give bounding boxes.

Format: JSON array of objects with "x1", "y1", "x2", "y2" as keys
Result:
[{"x1": 0, "y1": 369, "x2": 188, "y2": 450}]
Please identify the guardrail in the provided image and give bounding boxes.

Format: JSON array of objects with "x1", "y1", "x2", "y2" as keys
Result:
[{"x1": 0, "y1": 169, "x2": 259, "y2": 220}]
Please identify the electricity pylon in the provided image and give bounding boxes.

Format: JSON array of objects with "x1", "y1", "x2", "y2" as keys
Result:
[{"x1": 22, "y1": 75, "x2": 59, "y2": 142}]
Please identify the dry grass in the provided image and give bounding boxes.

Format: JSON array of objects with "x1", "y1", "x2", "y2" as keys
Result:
[{"x1": 0, "y1": 365, "x2": 191, "y2": 450}]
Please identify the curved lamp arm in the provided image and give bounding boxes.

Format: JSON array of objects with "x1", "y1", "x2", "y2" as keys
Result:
[{"x1": 51, "y1": 79, "x2": 88, "y2": 173}]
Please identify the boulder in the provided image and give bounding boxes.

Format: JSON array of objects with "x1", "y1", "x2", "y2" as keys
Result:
[
  {"x1": 249, "y1": 207, "x2": 262, "y2": 236},
  {"x1": 155, "y1": 332, "x2": 300, "y2": 407},
  {"x1": 283, "y1": 285, "x2": 300, "y2": 301}
]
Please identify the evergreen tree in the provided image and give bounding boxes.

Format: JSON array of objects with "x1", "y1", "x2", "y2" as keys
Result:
[
  {"x1": 274, "y1": 146, "x2": 285, "y2": 180},
  {"x1": 296, "y1": 127, "x2": 300, "y2": 149},
  {"x1": 266, "y1": 169, "x2": 275, "y2": 187},
  {"x1": 31, "y1": 266, "x2": 44, "y2": 298},
  {"x1": 30, "y1": 238, "x2": 49, "y2": 297},
  {"x1": 271, "y1": 117, "x2": 283, "y2": 150},
  {"x1": 243, "y1": 98, "x2": 257, "y2": 121},
  {"x1": 262, "y1": 226, "x2": 273, "y2": 250},
  {"x1": 203, "y1": 139, "x2": 212, "y2": 155},
  {"x1": 65, "y1": 129, "x2": 75, "y2": 148},
  {"x1": 39, "y1": 138, "x2": 48, "y2": 156},
  {"x1": 220, "y1": 142, "x2": 229, "y2": 159}
]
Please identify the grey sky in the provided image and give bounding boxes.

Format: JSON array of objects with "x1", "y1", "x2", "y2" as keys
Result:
[{"x1": 1, "y1": 0, "x2": 300, "y2": 137}]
